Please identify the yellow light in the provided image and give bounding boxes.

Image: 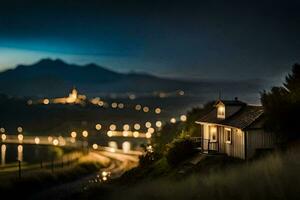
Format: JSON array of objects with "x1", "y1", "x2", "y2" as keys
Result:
[
  {"x1": 118, "y1": 103, "x2": 124, "y2": 109},
  {"x1": 129, "y1": 94, "x2": 136, "y2": 100},
  {"x1": 170, "y1": 118, "x2": 176, "y2": 124},
  {"x1": 17, "y1": 126, "x2": 23, "y2": 133},
  {"x1": 82, "y1": 130, "x2": 88, "y2": 137},
  {"x1": 0, "y1": 128, "x2": 5, "y2": 133},
  {"x1": 102, "y1": 176, "x2": 108, "y2": 181},
  {"x1": 134, "y1": 123, "x2": 140, "y2": 130},
  {"x1": 70, "y1": 138, "x2": 76, "y2": 143},
  {"x1": 180, "y1": 115, "x2": 187, "y2": 122},
  {"x1": 95, "y1": 124, "x2": 102, "y2": 130},
  {"x1": 122, "y1": 141, "x2": 131, "y2": 153},
  {"x1": 135, "y1": 104, "x2": 142, "y2": 111},
  {"x1": 92, "y1": 144, "x2": 98, "y2": 149},
  {"x1": 133, "y1": 131, "x2": 139, "y2": 138},
  {"x1": 43, "y1": 99, "x2": 50, "y2": 105},
  {"x1": 109, "y1": 147, "x2": 116, "y2": 153},
  {"x1": 111, "y1": 102, "x2": 118, "y2": 108},
  {"x1": 71, "y1": 131, "x2": 77, "y2": 138},
  {"x1": 107, "y1": 131, "x2": 113, "y2": 137},
  {"x1": 123, "y1": 131, "x2": 129, "y2": 137},
  {"x1": 155, "y1": 121, "x2": 162, "y2": 128},
  {"x1": 18, "y1": 134, "x2": 23, "y2": 142},
  {"x1": 1, "y1": 134, "x2": 6, "y2": 141},
  {"x1": 143, "y1": 106, "x2": 149, "y2": 113},
  {"x1": 1, "y1": 144, "x2": 6, "y2": 152},
  {"x1": 109, "y1": 124, "x2": 116, "y2": 131},
  {"x1": 123, "y1": 124, "x2": 130, "y2": 131},
  {"x1": 179, "y1": 90, "x2": 185, "y2": 96},
  {"x1": 98, "y1": 101, "x2": 104, "y2": 106},
  {"x1": 146, "y1": 132, "x2": 152, "y2": 138},
  {"x1": 48, "y1": 136, "x2": 53, "y2": 143},
  {"x1": 53, "y1": 139, "x2": 59, "y2": 146},
  {"x1": 18, "y1": 145, "x2": 23, "y2": 152},
  {"x1": 35, "y1": 137, "x2": 40, "y2": 144},
  {"x1": 102, "y1": 171, "x2": 108, "y2": 177},
  {"x1": 145, "y1": 121, "x2": 152, "y2": 128},
  {"x1": 155, "y1": 107, "x2": 161, "y2": 114},
  {"x1": 148, "y1": 128, "x2": 155, "y2": 134}
]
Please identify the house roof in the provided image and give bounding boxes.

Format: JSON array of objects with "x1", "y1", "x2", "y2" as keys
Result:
[{"x1": 197, "y1": 100, "x2": 264, "y2": 130}]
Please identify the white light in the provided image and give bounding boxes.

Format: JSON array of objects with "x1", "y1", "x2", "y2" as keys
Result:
[
  {"x1": 122, "y1": 131, "x2": 129, "y2": 137},
  {"x1": 134, "y1": 123, "x2": 140, "y2": 130},
  {"x1": 53, "y1": 139, "x2": 59, "y2": 146},
  {"x1": 155, "y1": 108, "x2": 161, "y2": 114},
  {"x1": 0, "y1": 128, "x2": 5, "y2": 133},
  {"x1": 123, "y1": 124, "x2": 130, "y2": 131},
  {"x1": 107, "y1": 131, "x2": 113, "y2": 137},
  {"x1": 155, "y1": 121, "x2": 162, "y2": 128},
  {"x1": 170, "y1": 118, "x2": 176, "y2": 124},
  {"x1": 92, "y1": 144, "x2": 98, "y2": 150},
  {"x1": 145, "y1": 122, "x2": 152, "y2": 128},
  {"x1": 43, "y1": 99, "x2": 50, "y2": 105},
  {"x1": 118, "y1": 103, "x2": 124, "y2": 109},
  {"x1": 148, "y1": 127, "x2": 155, "y2": 134},
  {"x1": 17, "y1": 126, "x2": 23, "y2": 133},
  {"x1": 111, "y1": 102, "x2": 118, "y2": 108},
  {"x1": 133, "y1": 131, "x2": 139, "y2": 138},
  {"x1": 34, "y1": 137, "x2": 40, "y2": 144},
  {"x1": 71, "y1": 131, "x2": 77, "y2": 138},
  {"x1": 1, "y1": 134, "x2": 6, "y2": 141},
  {"x1": 102, "y1": 171, "x2": 108, "y2": 177},
  {"x1": 18, "y1": 134, "x2": 23, "y2": 142},
  {"x1": 146, "y1": 132, "x2": 152, "y2": 138},
  {"x1": 95, "y1": 124, "x2": 102, "y2": 130},
  {"x1": 180, "y1": 115, "x2": 187, "y2": 122},
  {"x1": 135, "y1": 104, "x2": 142, "y2": 110},
  {"x1": 82, "y1": 130, "x2": 88, "y2": 137},
  {"x1": 109, "y1": 124, "x2": 116, "y2": 131},
  {"x1": 143, "y1": 106, "x2": 149, "y2": 113}
]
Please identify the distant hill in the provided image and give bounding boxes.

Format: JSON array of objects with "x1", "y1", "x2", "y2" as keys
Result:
[{"x1": 0, "y1": 58, "x2": 266, "y2": 102}]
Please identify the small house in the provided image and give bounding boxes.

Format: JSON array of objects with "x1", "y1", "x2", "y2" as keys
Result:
[{"x1": 195, "y1": 99, "x2": 276, "y2": 159}]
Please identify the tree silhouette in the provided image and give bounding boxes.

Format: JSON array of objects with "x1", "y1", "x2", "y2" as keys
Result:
[{"x1": 261, "y1": 63, "x2": 300, "y2": 142}]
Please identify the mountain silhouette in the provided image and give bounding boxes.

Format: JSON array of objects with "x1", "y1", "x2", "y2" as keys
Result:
[{"x1": 0, "y1": 58, "x2": 265, "y2": 102}]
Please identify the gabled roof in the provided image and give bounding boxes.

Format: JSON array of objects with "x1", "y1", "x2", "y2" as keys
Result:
[{"x1": 197, "y1": 100, "x2": 264, "y2": 130}]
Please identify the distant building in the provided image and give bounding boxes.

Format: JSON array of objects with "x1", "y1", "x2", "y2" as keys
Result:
[
  {"x1": 50, "y1": 87, "x2": 86, "y2": 104},
  {"x1": 195, "y1": 99, "x2": 276, "y2": 159}
]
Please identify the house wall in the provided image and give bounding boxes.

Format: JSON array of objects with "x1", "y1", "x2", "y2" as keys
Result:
[
  {"x1": 245, "y1": 129, "x2": 276, "y2": 159},
  {"x1": 201, "y1": 123, "x2": 245, "y2": 159}
]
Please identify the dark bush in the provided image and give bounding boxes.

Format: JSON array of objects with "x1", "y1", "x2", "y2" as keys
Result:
[{"x1": 165, "y1": 138, "x2": 197, "y2": 166}]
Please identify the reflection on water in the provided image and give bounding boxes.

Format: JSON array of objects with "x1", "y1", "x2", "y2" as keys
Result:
[
  {"x1": 17, "y1": 145, "x2": 23, "y2": 162},
  {"x1": 122, "y1": 141, "x2": 131, "y2": 153},
  {"x1": 1, "y1": 144, "x2": 6, "y2": 165}
]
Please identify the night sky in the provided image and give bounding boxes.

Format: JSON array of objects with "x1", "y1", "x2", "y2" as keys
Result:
[{"x1": 0, "y1": 0, "x2": 299, "y2": 83}]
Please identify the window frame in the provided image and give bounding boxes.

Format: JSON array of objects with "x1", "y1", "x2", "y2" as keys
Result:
[
  {"x1": 209, "y1": 126, "x2": 217, "y2": 142},
  {"x1": 225, "y1": 127, "x2": 232, "y2": 144}
]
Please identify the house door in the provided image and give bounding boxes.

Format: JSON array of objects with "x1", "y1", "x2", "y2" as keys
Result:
[{"x1": 209, "y1": 126, "x2": 218, "y2": 151}]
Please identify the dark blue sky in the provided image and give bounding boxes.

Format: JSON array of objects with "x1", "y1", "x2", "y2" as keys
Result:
[{"x1": 0, "y1": 0, "x2": 299, "y2": 82}]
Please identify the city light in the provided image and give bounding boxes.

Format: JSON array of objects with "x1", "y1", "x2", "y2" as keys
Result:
[
  {"x1": 109, "y1": 124, "x2": 117, "y2": 131},
  {"x1": 17, "y1": 126, "x2": 23, "y2": 133},
  {"x1": 155, "y1": 107, "x2": 161, "y2": 114},
  {"x1": 143, "y1": 106, "x2": 149, "y2": 113},
  {"x1": 170, "y1": 117, "x2": 176, "y2": 124},
  {"x1": 82, "y1": 130, "x2": 88, "y2": 137},
  {"x1": 0, "y1": 128, "x2": 5, "y2": 133},
  {"x1": 133, "y1": 131, "x2": 139, "y2": 138},
  {"x1": 102, "y1": 171, "x2": 108, "y2": 177},
  {"x1": 1, "y1": 134, "x2": 6, "y2": 141},
  {"x1": 107, "y1": 131, "x2": 113, "y2": 137},
  {"x1": 43, "y1": 98, "x2": 50, "y2": 105},
  {"x1": 135, "y1": 104, "x2": 142, "y2": 111},
  {"x1": 180, "y1": 115, "x2": 187, "y2": 122},
  {"x1": 155, "y1": 121, "x2": 162, "y2": 128},
  {"x1": 118, "y1": 103, "x2": 124, "y2": 109},
  {"x1": 71, "y1": 131, "x2": 77, "y2": 138},
  {"x1": 123, "y1": 131, "x2": 129, "y2": 137},
  {"x1": 145, "y1": 121, "x2": 152, "y2": 128},
  {"x1": 18, "y1": 134, "x2": 23, "y2": 142},
  {"x1": 147, "y1": 127, "x2": 155, "y2": 134},
  {"x1": 123, "y1": 124, "x2": 130, "y2": 131},
  {"x1": 48, "y1": 136, "x2": 53, "y2": 143},
  {"x1": 95, "y1": 124, "x2": 102, "y2": 130},
  {"x1": 134, "y1": 123, "x2": 140, "y2": 130},
  {"x1": 92, "y1": 144, "x2": 98, "y2": 149},
  {"x1": 53, "y1": 139, "x2": 59, "y2": 146},
  {"x1": 146, "y1": 132, "x2": 152, "y2": 138},
  {"x1": 35, "y1": 137, "x2": 40, "y2": 144},
  {"x1": 122, "y1": 141, "x2": 131, "y2": 153},
  {"x1": 111, "y1": 102, "x2": 118, "y2": 108}
]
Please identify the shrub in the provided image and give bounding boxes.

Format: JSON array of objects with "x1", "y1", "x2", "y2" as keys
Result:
[{"x1": 165, "y1": 137, "x2": 197, "y2": 166}]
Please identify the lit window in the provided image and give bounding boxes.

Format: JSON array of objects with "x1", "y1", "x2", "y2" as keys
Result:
[
  {"x1": 210, "y1": 126, "x2": 217, "y2": 142},
  {"x1": 225, "y1": 128, "x2": 232, "y2": 144},
  {"x1": 217, "y1": 105, "x2": 225, "y2": 119}
]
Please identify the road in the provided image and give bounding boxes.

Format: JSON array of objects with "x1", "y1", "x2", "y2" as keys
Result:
[{"x1": 30, "y1": 149, "x2": 141, "y2": 200}]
